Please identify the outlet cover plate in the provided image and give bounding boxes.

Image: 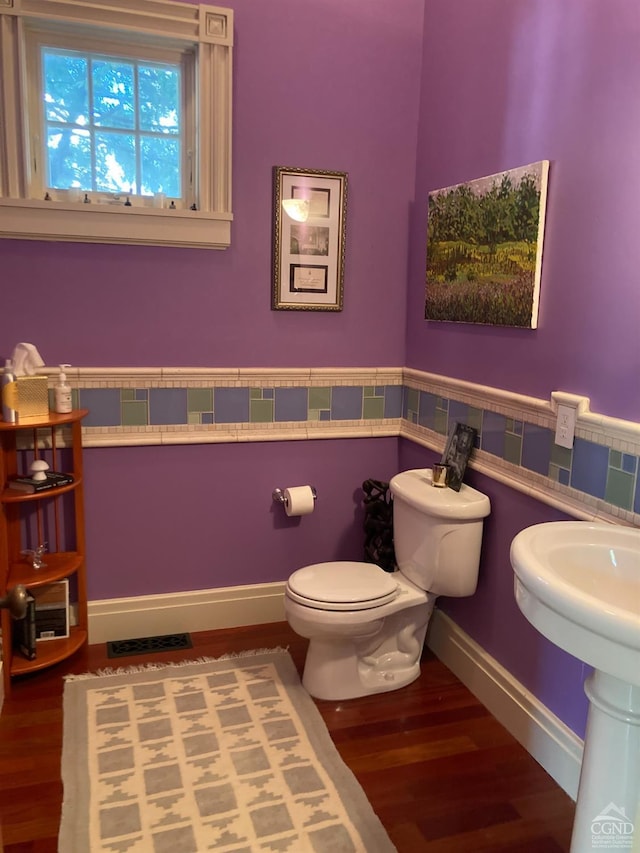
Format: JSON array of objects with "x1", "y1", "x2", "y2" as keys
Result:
[{"x1": 555, "y1": 404, "x2": 576, "y2": 449}]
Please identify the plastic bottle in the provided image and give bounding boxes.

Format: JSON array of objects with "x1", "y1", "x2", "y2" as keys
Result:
[
  {"x1": 54, "y1": 364, "x2": 72, "y2": 414},
  {"x1": 1, "y1": 359, "x2": 16, "y2": 423}
]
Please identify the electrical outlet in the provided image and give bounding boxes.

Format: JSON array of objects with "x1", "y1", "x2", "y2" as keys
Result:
[{"x1": 555, "y1": 404, "x2": 576, "y2": 449}]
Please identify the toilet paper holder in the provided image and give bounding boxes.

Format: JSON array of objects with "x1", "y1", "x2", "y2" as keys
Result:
[{"x1": 272, "y1": 486, "x2": 317, "y2": 505}]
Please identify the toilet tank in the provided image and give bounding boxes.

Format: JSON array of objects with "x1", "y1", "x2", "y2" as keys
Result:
[{"x1": 389, "y1": 468, "x2": 491, "y2": 596}]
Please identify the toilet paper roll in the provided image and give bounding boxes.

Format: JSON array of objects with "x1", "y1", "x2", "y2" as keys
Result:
[{"x1": 284, "y1": 485, "x2": 315, "y2": 517}]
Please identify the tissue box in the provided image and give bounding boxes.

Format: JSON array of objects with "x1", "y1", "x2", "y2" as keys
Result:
[{"x1": 16, "y1": 376, "x2": 49, "y2": 422}]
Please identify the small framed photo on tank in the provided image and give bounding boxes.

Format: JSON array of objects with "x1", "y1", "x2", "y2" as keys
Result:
[{"x1": 441, "y1": 423, "x2": 477, "y2": 491}]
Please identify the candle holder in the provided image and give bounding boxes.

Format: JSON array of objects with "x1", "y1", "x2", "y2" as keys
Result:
[{"x1": 431, "y1": 463, "x2": 450, "y2": 488}]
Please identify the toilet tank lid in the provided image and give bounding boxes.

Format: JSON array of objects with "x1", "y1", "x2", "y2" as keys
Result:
[{"x1": 389, "y1": 468, "x2": 491, "y2": 519}]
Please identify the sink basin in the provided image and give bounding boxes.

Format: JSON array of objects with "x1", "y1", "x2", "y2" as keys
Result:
[
  {"x1": 510, "y1": 521, "x2": 640, "y2": 686},
  {"x1": 510, "y1": 521, "x2": 640, "y2": 852}
]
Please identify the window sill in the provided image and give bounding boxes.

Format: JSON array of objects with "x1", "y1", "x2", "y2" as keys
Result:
[{"x1": 0, "y1": 199, "x2": 232, "y2": 250}]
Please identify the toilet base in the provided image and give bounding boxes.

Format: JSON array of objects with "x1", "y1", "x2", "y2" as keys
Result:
[
  {"x1": 302, "y1": 640, "x2": 424, "y2": 700},
  {"x1": 301, "y1": 601, "x2": 434, "y2": 701}
]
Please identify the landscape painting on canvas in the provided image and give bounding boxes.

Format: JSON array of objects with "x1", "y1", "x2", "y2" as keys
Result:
[{"x1": 425, "y1": 161, "x2": 549, "y2": 328}]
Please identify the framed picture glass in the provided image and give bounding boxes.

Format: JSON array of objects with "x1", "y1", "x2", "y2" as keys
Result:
[{"x1": 272, "y1": 166, "x2": 347, "y2": 311}]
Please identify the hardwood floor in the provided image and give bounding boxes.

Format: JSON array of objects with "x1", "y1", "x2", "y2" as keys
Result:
[{"x1": 0, "y1": 621, "x2": 576, "y2": 851}]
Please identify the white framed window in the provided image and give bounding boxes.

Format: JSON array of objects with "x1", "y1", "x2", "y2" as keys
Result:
[
  {"x1": 0, "y1": 0, "x2": 233, "y2": 249},
  {"x1": 28, "y1": 34, "x2": 194, "y2": 206}
]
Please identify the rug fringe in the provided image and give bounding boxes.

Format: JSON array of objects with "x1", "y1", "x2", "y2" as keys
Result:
[{"x1": 63, "y1": 646, "x2": 291, "y2": 681}]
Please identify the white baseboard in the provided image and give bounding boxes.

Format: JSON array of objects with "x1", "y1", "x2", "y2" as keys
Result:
[
  {"x1": 426, "y1": 608, "x2": 583, "y2": 800},
  {"x1": 88, "y1": 581, "x2": 287, "y2": 645}
]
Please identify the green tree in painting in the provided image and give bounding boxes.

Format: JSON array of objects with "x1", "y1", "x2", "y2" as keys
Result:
[
  {"x1": 512, "y1": 174, "x2": 541, "y2": 241},
  {"x1": 479, "y1": 174, "x2": 516, "y2": 253}
]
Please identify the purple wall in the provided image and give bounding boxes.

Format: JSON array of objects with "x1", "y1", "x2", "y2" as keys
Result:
[
  {"x1": 0, "y1": 3, "x2": 422, "y2": 601},
  {"x1": 408, "y1": 0, "x2": 640, "y2": 423},
  {"x1": 404, "y1": 0, "x2": 640, "y2": 738},
  {"x1": 0, "y1": 0, "x2": 424, "y2": 368},
  {"x1": 85, "y1": 437, "x2": 401, "y2": 599}
]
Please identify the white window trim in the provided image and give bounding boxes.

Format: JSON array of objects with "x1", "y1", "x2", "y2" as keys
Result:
[{"x1": 0, "y1": 0, "x2": 233, "y2": 249}]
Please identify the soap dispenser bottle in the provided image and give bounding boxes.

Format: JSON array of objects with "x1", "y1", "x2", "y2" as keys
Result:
[
  {"x1": 1, "y1": 358, "x2": 16, "y2": 423},
  {"x1": 54, "y1": 364, "x2": 72, "y2": 414}
]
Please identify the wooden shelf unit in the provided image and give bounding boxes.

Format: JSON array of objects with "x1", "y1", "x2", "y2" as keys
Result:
[{"x1": 0, "y1": 410, "x2": 88, "y2": 695}]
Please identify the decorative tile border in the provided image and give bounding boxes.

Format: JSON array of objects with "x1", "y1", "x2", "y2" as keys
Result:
[
  {"x1": 402, "y1": 369, "x2": 640, "y2": 525},
  {"x1": 48, "y1": 367, "x2": 403, "y2": 441},
  {"x1": 35, "y1": 366, "x2": 640, "y2": 526}
]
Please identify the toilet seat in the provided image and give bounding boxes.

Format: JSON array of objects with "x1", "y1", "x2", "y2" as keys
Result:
[{"x1": 286, "y1": 561, "x2": 399, "y2": 611}]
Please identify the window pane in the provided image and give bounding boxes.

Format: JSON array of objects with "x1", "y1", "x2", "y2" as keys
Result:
[
  {"x1": 47, "y1": 127, "x2": 92, "y2": 190},
  {"x1": 139, "y1": 65, "x2": 180, "y2": 134},
  {"x1": 95, "y1": 132, "x2": 136, "y2": 192},
  {"x1": 92, "y1": 60, "x2": 135, "y2": 129},
  {"x1": 43, "y1": 51, "x2": 88, "y2": 125},
  {"x1": 41, "y1": 49, "x2": 183, "y2": 198},
  {"x1": 140, "y1": 137, "x2": 180, "y2": 196}
]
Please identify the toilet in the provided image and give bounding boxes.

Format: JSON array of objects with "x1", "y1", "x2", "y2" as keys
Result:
[{"x1": 284, "y1": 467, "x2": 491, "y2": 700}]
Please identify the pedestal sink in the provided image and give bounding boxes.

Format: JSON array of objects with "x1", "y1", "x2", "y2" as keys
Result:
[{"x1": 510, "y1": 521, "x2": 640, "y2": 853}]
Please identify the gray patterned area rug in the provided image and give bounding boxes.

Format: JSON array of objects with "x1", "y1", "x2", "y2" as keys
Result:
[{"x1": 60, "y1": 649, "x2": 396, "y2": 852}]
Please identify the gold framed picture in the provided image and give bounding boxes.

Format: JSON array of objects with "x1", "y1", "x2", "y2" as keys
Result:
[{"x1": 272, "y1": 166, "x2": 347, "y2": 311}]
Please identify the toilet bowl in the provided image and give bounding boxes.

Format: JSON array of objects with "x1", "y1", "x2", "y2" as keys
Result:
[
  {"x1": 285, "y1": 562, "x2": 435, "y2": 700},
  {"x1": 284, "y1": 467, "x2": 491, "y2": 701}
]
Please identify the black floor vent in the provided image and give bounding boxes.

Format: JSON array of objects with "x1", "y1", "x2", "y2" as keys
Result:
[{"x1": 107, "y1": 633, "x2": 193, "y2": 658}]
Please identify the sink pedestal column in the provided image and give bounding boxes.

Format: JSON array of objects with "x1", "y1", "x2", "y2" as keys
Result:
[{"x1": 571, "y1": 671, "x2": 640, "y2": 853}]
